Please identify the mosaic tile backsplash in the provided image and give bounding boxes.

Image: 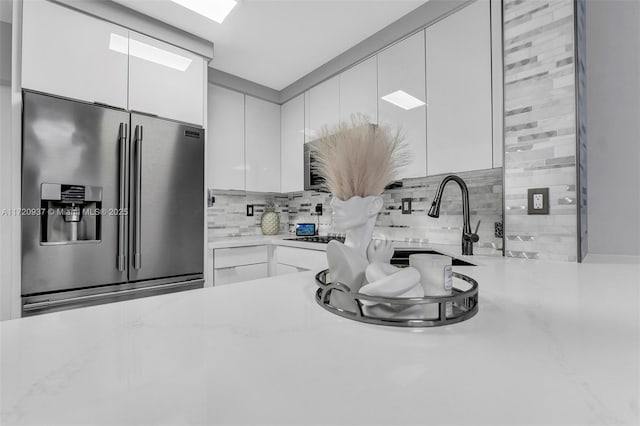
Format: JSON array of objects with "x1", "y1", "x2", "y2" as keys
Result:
[
  {"x1": 503, "y1": 0, "x2": 581, "y2": 261},
  {"x1": 209, "y1": 168, "x2": 503, "y2": 256},
  {"x1": 207, "y1": 192, "x2": 289, "y2": 238}
]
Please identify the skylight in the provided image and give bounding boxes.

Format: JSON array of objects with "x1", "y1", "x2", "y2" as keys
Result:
[{"x1": 170, "y1": 0, "x2": 238, "y2": 24}]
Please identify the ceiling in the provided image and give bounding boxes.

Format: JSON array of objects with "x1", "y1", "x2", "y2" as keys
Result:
[{"x1": 112, "y1": 0, "x2": 427, "y2": 90}]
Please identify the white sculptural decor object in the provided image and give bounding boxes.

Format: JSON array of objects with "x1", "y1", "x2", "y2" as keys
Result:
[{"x1": 309, "y1": 115, "x2": 425, "y2": 313}]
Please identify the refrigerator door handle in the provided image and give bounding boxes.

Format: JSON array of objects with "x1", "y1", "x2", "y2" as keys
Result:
[
  {"x1": 117, "y1": 122, "x2": 128, "y2": 271},
  {"x1": 134, "y1": 125, "x2": 143, "y2": 270}
]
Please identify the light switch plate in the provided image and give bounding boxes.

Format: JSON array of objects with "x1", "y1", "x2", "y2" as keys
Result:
[
  {"x1": 402, "y1": 198, "x2": 412, "y2": 214},
  {"x1": 527, "y1": 188, "x2": 549, "y2": 214}
]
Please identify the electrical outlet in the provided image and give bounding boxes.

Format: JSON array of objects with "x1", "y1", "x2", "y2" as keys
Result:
[
  {"x1": 533, "y1": 194, "x2": 544, "y2": 210},
  {"x1": 315, "y1": 203, "x2": 323, "y2": 216},
  {"x1": 401, "y1": 198, "x2": 412, "y2": 214},
  {"x1": 246, "y1": 204, "x2": 254, "y2": 216},
  {"x1": 527, "y1": 188, "x2": 549, "y2": 215}
]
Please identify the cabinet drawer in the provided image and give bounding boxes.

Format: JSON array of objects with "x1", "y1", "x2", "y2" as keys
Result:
[
  {"x1": 276, "y1": 246, "x2": 327, "y2": 271},
  {"x1": 214, "y1": 246, "x2": 269, "y2": 268},
  {"x1": 214, "y1": 264, "x2": 268, "y2": 286}
]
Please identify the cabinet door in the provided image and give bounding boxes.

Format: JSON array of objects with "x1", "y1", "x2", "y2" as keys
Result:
[
  {"x1": 128, "y1": 32, "x2": 204, "y2": 125},
  {"x1": 207, "y1": 85, "x2": 245, "y2": 190},
  {"x1": 22, "y1": 0, "x2": 128, "y2": 108},
  {"x1": 280, "y1": 94, "x2": 305, "y2": 192},
  {"x1": 214, "y1": 264, "x2": 268, "y2": 286},
  {"x1": 307, "y1": 76, "x2": 339, "y2": 142},
  {"x1": 378, "y1": 32, "x2": 427, "y2": 179},
  {"x1": 339, "y1": 56, "x2": 378, "y2": 125},
  {"x1": 426, "y1": 0, "x2": 492, "y2": 175},
  {"x1": 245, "y1": 96, "x2": 281, "y2": 192}
]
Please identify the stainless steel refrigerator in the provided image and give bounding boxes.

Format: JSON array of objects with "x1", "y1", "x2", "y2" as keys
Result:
[{"x1": 21, "y1": 91, "x2": 204, "y2": 315}]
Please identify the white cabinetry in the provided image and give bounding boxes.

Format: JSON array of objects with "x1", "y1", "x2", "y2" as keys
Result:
[
  {"x1": 306, "y1": 76, "x2": 339, "y2": 142},
  {"x1": 245, "y1": 96, "x2": 281, "y2": 192},
  {"x1": 128, "y1": 32, "x2": 205, "y2": 125},
  {"x1": 425, "y1": 0, "x2": 493, "y2": 175},
  {"x1": 22, "y1": 0, "x2": 205, "y2": 125},
  {"x1": 22, "y1": 0, "x2": 128, "y2": 109},
  {"x1": 207, "y1": 85, "x2": 245, "y2": 190},
  {"x1": 280, "y1": 94, "x2": 305, "y2": 192},
  {"x1": 377, "y1": 32, "x2": 427, "y2": 179},
  {"x1": 213, "y1": 246, "x2": 269, "y2": 286},
  {"x1": 275, "y1": 246, "x2": 328, "y2": 273},
  {"x1": 208, "y1": 87, "x2": 282, "y2": 192},
  {"x1": 339, "y1": 56, "x2": 378, "y2": 124}
]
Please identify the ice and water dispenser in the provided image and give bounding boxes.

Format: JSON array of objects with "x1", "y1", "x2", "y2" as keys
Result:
[{"x1": 40, "y1": 183, "x2": 102, "y2": 243}]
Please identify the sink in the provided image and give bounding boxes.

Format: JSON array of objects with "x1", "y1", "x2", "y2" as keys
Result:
[{"x1": 391, "y1": 249, "x2": 476, "y2": 267}]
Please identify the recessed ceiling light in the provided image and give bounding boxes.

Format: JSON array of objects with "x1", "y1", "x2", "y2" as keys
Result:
[
  {"x1": 381, "y1": 90, "x2": 426, "y2": 110},
  {"x1": 109, "y1": 33, "x2": 192, "y2": 72},
  {"x1": 170, "y1": 0, "x2": 238, "y2": 24}
]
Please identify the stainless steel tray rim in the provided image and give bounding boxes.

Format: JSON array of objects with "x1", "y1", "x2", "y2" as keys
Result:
[{"x1": 315, "y1": 269, "x2": 479, "y2": 328}]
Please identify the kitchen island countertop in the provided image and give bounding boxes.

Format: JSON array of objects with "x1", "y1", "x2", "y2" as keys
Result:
[{"x1": 1, "y1": 257, "x2": 639, "y2": 425}]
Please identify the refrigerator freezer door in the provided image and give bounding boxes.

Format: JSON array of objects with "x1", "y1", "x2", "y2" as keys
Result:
[
  {"x1": 21, "y1": 91, "x2": 130, "y2": 295},
  {"x1": 129, "y1": 114, "x2": 204, "y2": 282}
]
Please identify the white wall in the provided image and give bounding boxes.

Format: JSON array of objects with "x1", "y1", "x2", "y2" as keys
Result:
[{"x1": 586, "y1": 0, "x2": 640, "y2": 256}]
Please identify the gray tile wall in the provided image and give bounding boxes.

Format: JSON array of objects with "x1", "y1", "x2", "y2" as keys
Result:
[
  {"x1": 503, "y1": 0, "x2": 582, "y2": 261},
  {"x1": 576, "y1": 0, "x2": 588, "y2": 260}
]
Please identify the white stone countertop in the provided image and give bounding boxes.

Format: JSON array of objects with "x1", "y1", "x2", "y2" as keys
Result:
[{"x1": 2, "y1": 255, "x2": 639, "y2": 425}]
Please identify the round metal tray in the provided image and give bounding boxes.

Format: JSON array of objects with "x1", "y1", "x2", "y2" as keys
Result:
[{"x1": 315, "y1": 269, "x2": 478, "y2": 327}]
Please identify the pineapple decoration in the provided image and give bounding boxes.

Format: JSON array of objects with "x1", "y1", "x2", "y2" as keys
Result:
[{"x1": 261, "y1": 200, "x2": 280, "y2": 235}]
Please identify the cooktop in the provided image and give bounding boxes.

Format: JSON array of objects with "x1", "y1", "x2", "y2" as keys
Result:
[{"x1": 284, "y1": 235, "x2": 345, "y2": 244}]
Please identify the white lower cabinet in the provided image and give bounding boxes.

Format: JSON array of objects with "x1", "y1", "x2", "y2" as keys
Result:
[
  {"x1": 210, "y1": 244, "x2": 327, "y2": 285},
  {"x1": 212, "y1": 246, "x2": 269, "y2": 286},
  {"x1": 275, "y1": 246, "x2": 328, "y2": 273},
  {"x1": 214, "y1": 264, "x2": 269, "y2": 286},
  {"x1": 276, "y1": 264, "x2": 304, "y2": 275}
]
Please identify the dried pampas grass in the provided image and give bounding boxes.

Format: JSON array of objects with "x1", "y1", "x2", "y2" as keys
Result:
[{"x1": 310, "y1": 114, "x2": 409, "y2": 201}]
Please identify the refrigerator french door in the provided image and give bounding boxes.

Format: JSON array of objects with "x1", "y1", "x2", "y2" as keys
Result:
[
  {"x1": 21, "y1": 91, "x2": 204, "y2": 315},
  {"x1": 128, "y1": 113, "x2": 204, "y2": 282}
]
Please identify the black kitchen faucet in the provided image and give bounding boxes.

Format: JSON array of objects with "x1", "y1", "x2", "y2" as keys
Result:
[{"x1": 428, "y1": 175, "x2": 480, "y2": 256}]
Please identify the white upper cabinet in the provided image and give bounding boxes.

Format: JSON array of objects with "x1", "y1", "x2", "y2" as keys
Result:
[
  {"x1": 306, "y1": 76, "x2": 339, "y2": 142},
  {"x1": 22, "y1": 0, "x2": 128, "y2": 109},
  {"x1": 207, "y1": 85, "x2": 245, "y2": 190},
  {"x1": 377, "y1": 32, "x2": 427, "y2": 179},
  {"x1": 245, "y1": 96, "x2": 281, "y2": 193},
  {"x1": 280, "y1": 94, "x2": 305, "y2": 193},
  {"x1": 339, "y1": 57, "x2": 378, "y2": 125},
  {"x1": 128, "y1": 32, "x2": 205, "y2": 125},
  {"x1": 426, "y1": 0, "x2": 493, "y2": 175}
]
